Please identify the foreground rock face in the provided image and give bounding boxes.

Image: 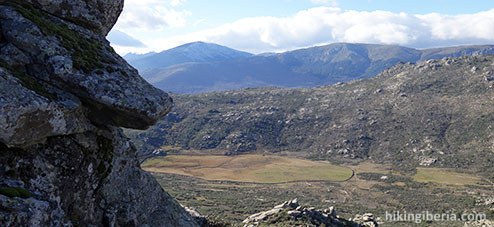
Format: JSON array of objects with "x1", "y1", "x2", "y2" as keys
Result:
[
  {"x1": 23, "y1": 0, "x2": 123, "y2": 35},
  {"x1": 0, "y1": 0, "x2": 197, "y2": 226}
]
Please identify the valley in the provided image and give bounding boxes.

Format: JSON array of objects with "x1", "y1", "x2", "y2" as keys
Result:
[
  {"x1": 126, "y1": 53, "x2": 494, "y2": 226},
  {"x1": 145, "y1": 152, "x2": 494, "y2": 226}
]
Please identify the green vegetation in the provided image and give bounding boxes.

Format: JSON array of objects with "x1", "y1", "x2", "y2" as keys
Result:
[
  {"x1": 97, "y1": 136, "x2": 114, "y2": 162},
  {"x1": 142, "y1": 155, "x2": 354, "y2": 183},
  {"x1": 0, "y1": 58, "x2": 57, "y2": 100},
  {"x1": 0, "y1": 187, "x2": 32, "y2": 198},
  {"x1": 96, "y1": 136, "x2": 114, "y2": 178}
]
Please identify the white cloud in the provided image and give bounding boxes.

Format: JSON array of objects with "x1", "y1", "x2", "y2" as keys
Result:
[
  {"x1": 114, "y1": 0, "x2": 191, "y2": 31},
  {"x1": 111, "y1": 7, "x2": 494, "y2": 55},
  {"x1": 311, "y1": 0, "x2": 338, "y2": 7},
  {"x1": 170, "y1": 0, "x2": 187, "y2": 7}
]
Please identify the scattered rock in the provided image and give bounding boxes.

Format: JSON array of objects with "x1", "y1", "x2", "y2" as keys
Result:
[
  {"x1": 353, "y1": 213, "x2": 379, "y2": 227},
  {"x1": 243, "y1": 199, "x2": 373, "y2": 227},
  {"x1": 287, "y1": 210, "x2": 302, "y2": 217},
  {"x1": 418, "y1": 156, "x2": 437, "y2": 166},
  {"x1": 464, "y1": 219, "x2": 494, "y2": 227}
]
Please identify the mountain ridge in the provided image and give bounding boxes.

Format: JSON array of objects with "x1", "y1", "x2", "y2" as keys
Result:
[
  {"x1": 137, "y1": 42, "x2": 494, "y2": 94},
  {"x1": 125, "y1": 41, "x2": 253, "y2": 72}
]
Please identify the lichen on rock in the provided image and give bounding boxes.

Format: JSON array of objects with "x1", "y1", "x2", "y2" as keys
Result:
[{"x1": 21, "y1": 0, "x2": 123, "y2": 36}]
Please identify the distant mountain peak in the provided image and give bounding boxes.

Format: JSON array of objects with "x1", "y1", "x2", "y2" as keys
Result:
[{"x1": 125, "y1": 42, "x2": 253, "y2": 72}]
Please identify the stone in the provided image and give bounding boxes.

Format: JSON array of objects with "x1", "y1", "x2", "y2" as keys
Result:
[
  {"x1": 362, "y1": 213, "x2": 373, "y2": 221},
  {"x1": 243, "y1": 200, "x2": 363, "y2": 227},
  {"x1": 22, "y1": 0, "x2": 123, "y2": 36},
  {"x1": 287, "y1": 210, "x2": 301, "y2": 217},
  {"x1": 0, "y1": 67, "x2": 92, "y2": 147},
  {"x1": 274, "y1": 201, "x2": 289, "y2": 209},
  {"x1": 0, "y1": 2, "x2": 173, "y2": 130},
  {"x1": 418, "y1": 156, "x2": 437, "y2": 166},
  {"x1": 290, "y1": 198, "x2": 299, "y2": 208},
  {"x1": 325, "y1": 206, "x2": 335, "y2": 216},
  {"x1": 353, "y1": 213, "x2": 379, "y2": 227}
]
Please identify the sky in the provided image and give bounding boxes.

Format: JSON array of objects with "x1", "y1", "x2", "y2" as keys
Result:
[{"x1": 107, "y1": 0, "x2": 494, "y2": 55}]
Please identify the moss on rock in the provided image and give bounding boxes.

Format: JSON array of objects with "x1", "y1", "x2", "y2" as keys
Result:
[
  {"x1": 96, "y1": 136, "x2": 114, "y2": 178},
  {"x1": 1, "y1": 0, "x2": 112, "y2": 73},
  {"x1": 0, "y1": 187, "x2": 32, "y2": 198},
  {"x1": 0, "y1": 59, "x2": 57, "y2": 100}
]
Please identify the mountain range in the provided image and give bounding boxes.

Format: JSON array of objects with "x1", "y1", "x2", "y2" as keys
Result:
[{"x1": 125, "y1": 42, "x2": 494, "y2": 94}]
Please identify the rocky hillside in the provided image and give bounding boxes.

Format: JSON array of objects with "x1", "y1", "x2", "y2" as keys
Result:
[
  {"x1": 128, "y1": 55, "x2": 494, "y2": 176},
  {"x1": 0, "y1": 0, "x2": 198, "y2": 226},
  {"x1": 139, "y1": 43, "x2": 494, "y2": 94}
]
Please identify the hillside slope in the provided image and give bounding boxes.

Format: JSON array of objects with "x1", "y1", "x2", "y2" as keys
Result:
[
  {"x1": 127, "y1": 55, "x2": 494, "y2": 176},
  {"x1": 141, "y1": 43, "x2": 494, "y2": 94}
]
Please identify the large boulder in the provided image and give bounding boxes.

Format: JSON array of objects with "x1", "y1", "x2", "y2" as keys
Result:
[
  {"x1": 0, "y1": 1, "x2": 172, "y2": 133},
  {"x1": 22, "y1": 0, "x2": 123, "y2": 36}
]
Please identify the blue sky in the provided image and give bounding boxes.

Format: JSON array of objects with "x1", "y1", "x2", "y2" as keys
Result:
[{"x1": 108, "y1": 0, "x2": 494, "y2": 54}]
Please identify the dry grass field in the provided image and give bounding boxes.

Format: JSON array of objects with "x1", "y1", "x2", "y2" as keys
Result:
[
  {"x1": 413, "y1": 167, "x2": 482, "y2": 186},
  {"x1": 142, "y1": 154, "x2": 354, "y2": 183}
]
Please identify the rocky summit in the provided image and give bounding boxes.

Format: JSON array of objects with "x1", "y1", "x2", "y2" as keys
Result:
[{"x1": 0, "y1": 0, "x2": 197, "y2": 226}]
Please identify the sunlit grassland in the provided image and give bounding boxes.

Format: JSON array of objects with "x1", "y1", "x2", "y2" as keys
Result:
[
  {"x1": 413, "y1": 167, "x2": 482, "y2": 186},
  {"x1": 142, "y1": 154, "x2": 354, "y2": 183}
]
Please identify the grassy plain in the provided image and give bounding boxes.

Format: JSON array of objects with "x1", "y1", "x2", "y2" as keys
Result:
[
  {"x1": 142, "y1": 154, "x2": 354, "y2": 183},
  {"x1": 144, "y1": 156, "x2": 493, "y2": 226},
  {"x1": 413, "y1": 167, "x2": 482, "y2": 186}
]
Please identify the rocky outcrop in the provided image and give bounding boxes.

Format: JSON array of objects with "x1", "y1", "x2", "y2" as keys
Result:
[
  {"x1": 23, "y1": 0, "x2": 123, "y2": 35},
  {"x1": 0, "y1": 0, "x2": 197, "y2": 226},
  {"x1": 351, "y1": 213, "x2": 379, "y2": 227},
  {"x1": 242, "y1": 199, "x2": 373, "y2": 227},
  {"x1": 0, "y1": 0, "x2": 172, "y2": 132}
]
